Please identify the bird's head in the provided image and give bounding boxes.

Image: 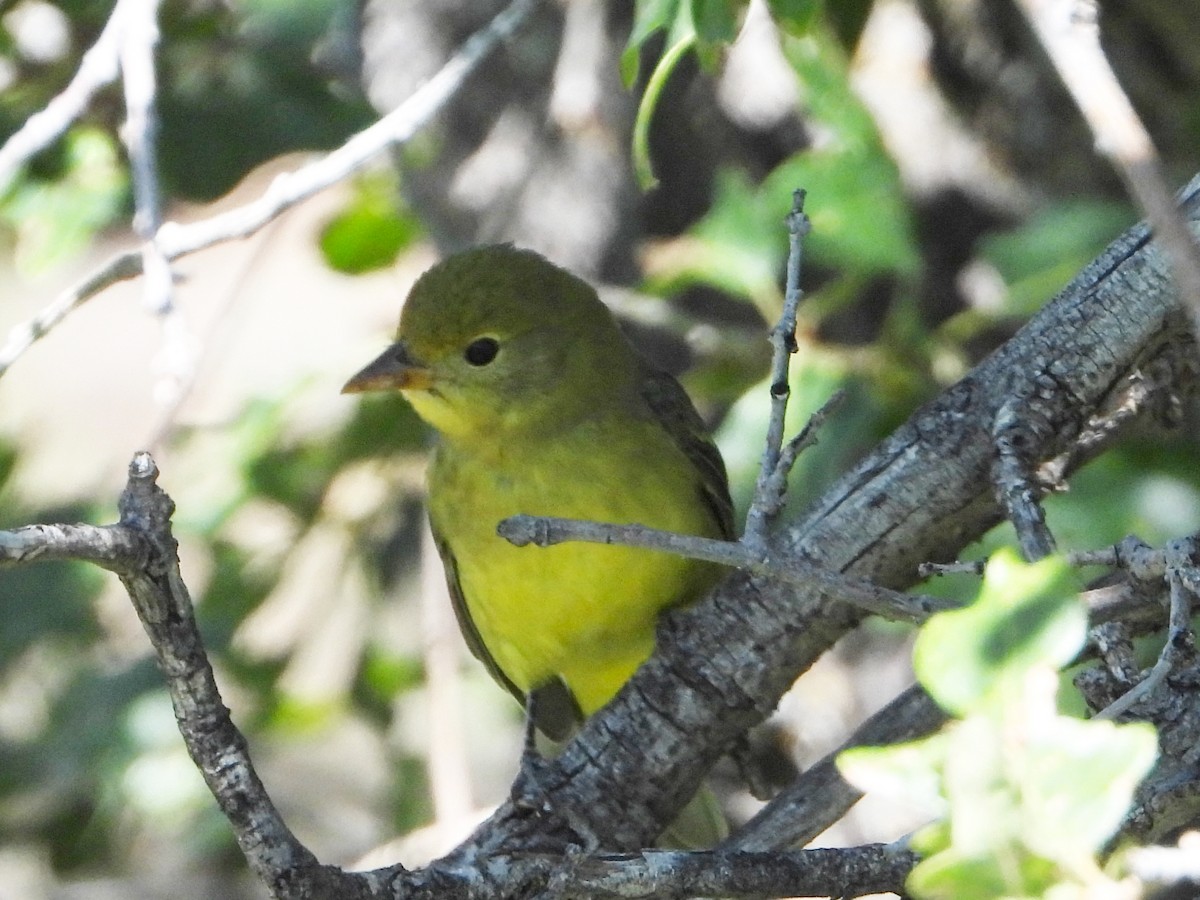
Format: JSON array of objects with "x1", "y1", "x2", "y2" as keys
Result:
[{"x1": 343, "y1": 245, "x2": 636, "y2": 442}]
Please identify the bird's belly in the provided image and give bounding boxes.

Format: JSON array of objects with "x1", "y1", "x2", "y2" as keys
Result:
[
  {"x1": 432, "y1": 443, "x2": 721, "y2": 716},
  {"x1": 464, "y1": 537, "x2": 699, "y2": 715}
]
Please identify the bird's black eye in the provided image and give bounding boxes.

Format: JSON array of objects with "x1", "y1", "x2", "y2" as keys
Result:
[{"x1": 464, "y1": 337, "x2": 500, "y2": 366}]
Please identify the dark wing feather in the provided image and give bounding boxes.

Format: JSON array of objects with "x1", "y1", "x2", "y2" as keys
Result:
[
  {"x1": 639, "y1": 366, "x2": 736, "y2": 541},
  {"x1": 430, "y1": 524, "x2": 525, "y2": 705}
]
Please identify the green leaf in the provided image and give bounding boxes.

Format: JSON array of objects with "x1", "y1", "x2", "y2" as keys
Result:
[
  {"x1": 764, "y1": 148, "x2": 919, "y2": 276},
  {"x1": 766, "y1": 0, "x2": 822, "y2": 35},
  {"x1": 907, "y1": 851, "x2": 1017, "y2": 900},
  {"x1": 979, "y1": 200, "x2": 1135, "y2": 315},
  {"x1": 667, "y1": 17, "x2": 918, "y2": 286},
  {"x1": 770, "y1": 21, "x2": 919, "y2": 275},
  {"x1": 914, "y1": 550, "x2": 1081, "y2": 716},
  {"x1": 626, "y1": 0, "x2": 751, "y2": 188},
  {"x1": 686, "y1": 168, "x2": 790, "y2": 305},
  {"x1": 837, "y1": 733, "x2": 949, "y2": 822},
  {"x1": 319, "y1": 172, "x2": 421, "y2": 274},
  {"x1": 622, "y1": 0, "x2": 684, "y2": 87},
  {"x1": 632, "y1": 31, "x2": 696, "y2": 190},
  {"x1": 360, "y1": 647, "x2": 424, "y2": 702},
  {"x1": 690, "y1": 0, "x2": 742, "y2": 45},
  {"x1": 1020, "y1": 716, "x2": 1157, "y2": 861}
]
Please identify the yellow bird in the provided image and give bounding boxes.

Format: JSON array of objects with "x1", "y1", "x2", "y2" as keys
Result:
[{"x1": 343, "y1": 244, "x2": 734, "y2": 746}]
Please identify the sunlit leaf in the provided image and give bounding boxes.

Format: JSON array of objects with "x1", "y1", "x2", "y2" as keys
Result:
[
  {"x1": 1021, "y1": 716, "x2": 1157, "y2": 860},
  {"x1": 914, "y1": 550, "x2": 1080, "y2": 715},
  {"x1": 838, "y1": 733, "x2": 949, "y2": 821}
]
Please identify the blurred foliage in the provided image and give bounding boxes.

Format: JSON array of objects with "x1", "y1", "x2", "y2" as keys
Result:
[
  {"x1": 319, "y1": 170, "x2": 423, "y2": 274},
  {"x1": 0, "y1": 0, "x2": 1198, "y2": 894},
  {"x1": 0, "y1": 126, "x2": 127, "y2": 277},
  {"x1": 155, "y1": 0, "x2": 375, "y2": 200},
  {"x1": 842, "y1": 552, "x2": 1158, "y2": 898}
]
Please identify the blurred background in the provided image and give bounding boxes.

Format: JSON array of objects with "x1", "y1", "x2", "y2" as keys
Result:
[{"x1": 0, "y1": 0, "x2": 1198, "y2": 896}]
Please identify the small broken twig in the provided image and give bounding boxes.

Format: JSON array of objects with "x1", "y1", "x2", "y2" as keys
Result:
[{"x1": 743, "y1": 189, "x2": 812, "y2": 550}]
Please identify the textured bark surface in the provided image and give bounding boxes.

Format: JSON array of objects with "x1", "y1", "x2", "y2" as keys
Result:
[{"x1": 432, "y1": 177, "x2": 1200, "y2": 863}]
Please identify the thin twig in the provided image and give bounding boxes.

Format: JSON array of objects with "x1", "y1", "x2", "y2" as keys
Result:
[
  {"x1": 743, "y1": 189, "x2": 810, "y2": 550},
  {"x1": 1016, "y1": 0, "x2": 1200, "y2": 334},
  {"x1": 0, "y1": 0, "x2": 129, "y2": 185},
  {"x1": 0, "y1": 251, "x2": 143, "y2": 373},
  {"x1": 759, "y1": 389, "x2": 846, "y2": 521},
  {"x1": 153, "y1": 0, "x2": 537, "y2": 261},
  {"x1": 0, "y1": 0, "x2": 541, "y2": 379},
  {"x1": 917, "y1": 560, "x2": 986, "y2": 578},
  {"x1": 1095, "y1": 538, "x2": 1197, "y2": 720},
  {"x1": 118, "y1": 0, "x2": 170, "y2": 315},
  {"x1": 992, "y1": 396, "x2": 1057, "y2": 560},
  {"x1": 6, "y1": 454, "x2": 356, "y2": 896},
  {"x1": 1068, "y1": 535, "x2": 1166, "y2": 580},
  {"x1": 118, "y1": 0, "x2": 194, "y2": 408},
  {"x1": 0, "y1": 521, "x2": 148, "y2": 571},
  {"x1": 498, "y1": 515, "x2": 958, "y2": 624}
]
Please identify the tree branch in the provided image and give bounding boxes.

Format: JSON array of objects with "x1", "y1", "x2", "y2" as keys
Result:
[
  {"x1": 744, "y1": 188, "x2": 811, "y2": 549},
  {"x1": 1015, "y1": 0, "x2": 1200, "y2": 333},
  {"x1": 0, "y1": 0, "x2": 129, "y2": 184},
  {"x1": 97, "y1": 454, "x2": 362, "y2": 897},
  {"x1": 436, "y1": 174, "x2": 1200, "y2": 862},
  {"x1": 0, "y1": 0, "x2": 541, "y2": 378}
]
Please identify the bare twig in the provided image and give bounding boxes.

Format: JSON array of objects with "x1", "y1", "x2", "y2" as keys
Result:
[
  {"x1": 1087, "y1": 621, "x2": 1139, "y2": 688},
  {"x1": 0, "y1": 520, "x2": 147, "y2": 570},
  {"x1": 154, "y1": 0, "x2": 536, "y2": 261},
  {"x1": 0, "y1": 252, "x2": 143, "y2": 372},
  {"x1": 0, "y1": 0, "x2": 540, "y2": 378},
  {"x1": 0, "y1": 455, "x2": 916, "y2": 900},
  {"x1": 743, "y1": 189, "x2": 810, "y2": 549},
  {"x1": 498, "y1": 515, "x2": 958, "y2": 624},
  {"x1": 992, "y1": 396, "x2": 1057, "y2": 560},
  {"x1": 5, "y1": 173, "x2": 1200, "y2": 892},
  {"x1": 1069, "y1": 535, "x2": 1166, "y2": 581},
  {"x1": 118, "y1": 0, "x2": 170, "y2": 315},
  {"x1": 545, "y1": 844, "x2": 916, "y2": 899},
  {"x1": 1095, "y1": 537, "x2": 1198, "y2": 720},
  {"x1": 760, "y1": 389, "x2": 846, "y2": 519},
  {"x1": 1, "y1": 454, "x2": 364, "y2": 896},
  {"x1": 1016, "y1": 0, "x2": 1200, "y2": 332},
  {"x1": 918, "y1": 560, "x2": 986, "y2": 577},
  {"x1": 117, "y1": 0, "x2": 196, "y2": 409},
  {"x1": 0, "y1": 0, "x2": 128, "y2": 184},
  {"x1": 112, "y1": 454, "x2": 352, "y2": 895}
]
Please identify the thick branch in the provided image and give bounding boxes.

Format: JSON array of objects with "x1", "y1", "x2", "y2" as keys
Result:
[
  {"x1": 110, "y1": 454, "x2": 359, "y2": 898},
  {"x1": 436, "y1": 175, "x2": 1200, "y2": 860}
]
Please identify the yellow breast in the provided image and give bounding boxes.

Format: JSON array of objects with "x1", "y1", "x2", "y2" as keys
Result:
[{"x1": 427, "y1": 414, "x2": 724, "y2": 716}]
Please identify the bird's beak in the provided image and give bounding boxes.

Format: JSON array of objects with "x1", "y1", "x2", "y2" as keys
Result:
[{"x1": 342, "y1": 341, "x2": 434, "y2": 394}]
